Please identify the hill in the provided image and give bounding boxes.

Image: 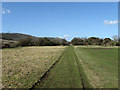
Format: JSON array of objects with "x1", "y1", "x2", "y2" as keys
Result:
[
  {"x1": 0, "y1": 33, "x2": 68, "y2": 48},
  {"x1": 0, "y1": 33, "x2": 64, "y2": 42}
]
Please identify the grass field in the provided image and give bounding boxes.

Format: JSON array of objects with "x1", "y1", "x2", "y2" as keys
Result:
[
  {"x1": 36, "y1": 46, "x2": 84, "y2": 88},
  {"x1": 75, "y1": 46, "x2": 118, "y2": 88},
  {"x1": 2, "y1": 46, "x2": 118, "y2": 88},
  {"x1": 2, "y1": 46, "x2": 66, "y2": 88}
]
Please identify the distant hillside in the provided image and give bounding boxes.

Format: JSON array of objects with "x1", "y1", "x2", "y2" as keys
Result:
[
  {"x1": 0, "y1": 33, "x2": 64, "y2": 42},
  {"x1": 0, "y1": 33, "x2": 38, "y2": 41},
  {"x1": 0, "y1": 33, "x2": 68, "y2": 48},
  {"x1": 0, "y1": 39, "x2": 19, "y2": 48}
]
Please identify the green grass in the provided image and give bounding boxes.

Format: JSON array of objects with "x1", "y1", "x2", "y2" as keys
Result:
[
  {"x1": 2, "y1": 45, "x2": 118, "y2": 88},
  {"x1": 74, "y1": 46, "x2": 118, "y2": 88},
  {"x1": 36, "y1": 46, "x2": 84, "y2": 88}
]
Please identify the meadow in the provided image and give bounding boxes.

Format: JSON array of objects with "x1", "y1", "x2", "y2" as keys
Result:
[
  {"x1": 75, "y1": 46, "x2": 118, "y2": 88},
  {"x1": 2, "y1": 46, "x2": 66, "y2": 88},
  {"x1": 2, "y1": 45, "x2": 118, "y2": 88}
]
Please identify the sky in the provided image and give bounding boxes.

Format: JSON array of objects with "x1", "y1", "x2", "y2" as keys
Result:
[{"x1": 2, "y1": 2, "x2": 118, "y2": 41}]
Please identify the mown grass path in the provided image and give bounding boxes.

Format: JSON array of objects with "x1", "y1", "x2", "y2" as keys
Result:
[{"x1": 34, "y1": 46, "x2": 88, "y2": 88}]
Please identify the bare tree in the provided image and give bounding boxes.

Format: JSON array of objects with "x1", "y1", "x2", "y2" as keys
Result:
[{"x1": 112, "y1": 35, "x2": 118, "y2": 41}]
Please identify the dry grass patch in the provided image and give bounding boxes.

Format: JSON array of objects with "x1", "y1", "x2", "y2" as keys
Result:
[{"x1": 2, "y1": 46, "x2": 66, "y2": 88}]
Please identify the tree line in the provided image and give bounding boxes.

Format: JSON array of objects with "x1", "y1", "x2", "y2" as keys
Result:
[
  {"x1": 71, "y1": 36, "x2": 120, "y2": 46},
  {"x1": 19, "y1": 35, "x2": 120, "y2": 47},
  {"x1": 2, "y1": 35, "x2": 120, "y2": 48},
  {"x1": 19, "y1": 37, "x2": 68, "y2": 46}
]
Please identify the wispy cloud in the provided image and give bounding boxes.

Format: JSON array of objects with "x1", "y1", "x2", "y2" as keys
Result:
[
  {"x1": 63, "y1": 35, "x2": 70, "y2": 38},
  {"x1": 59, "y1": 35, "x2": 70, "y2": 39},
  {"x1": 2, "y1": 8, "x2": 11, "y2": 14},
  {"x1": 59, "y1": 36, "x2": 63, "y2": 38},
  {"x1": 104, "y1": 20, "x2": 118, "y2": 25}
]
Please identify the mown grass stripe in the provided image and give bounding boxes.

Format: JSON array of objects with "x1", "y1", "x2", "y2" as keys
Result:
[
  {"x1": 73, "y1": 46, "x2": 93, "y2": 88},
  {"x1": 35, "y1": 46, "x2": 83, "y2": 88}
]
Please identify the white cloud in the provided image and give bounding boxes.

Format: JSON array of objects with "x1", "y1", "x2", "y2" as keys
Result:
[
  {"x1": 7, "y1": 9, "x2": 11, "y2": 14},
  {"x1": 63, "y1": 35, "x2": 70, "y2": 38},
  {"x1": 59, "y1": 36, "x2": 63, "y2": 38},
  {"x1": 2, "y1": 8, "x2": 11, "y2": 14},
  {"x1": 2, "y1": 10, "x2": 6, "y2": 14},
  {"x1": 104, "y1": 20, "x2": 118, "y2": 25},
  {"x1": 59, "y1": 35, "x2": 71, "y2": 39}
]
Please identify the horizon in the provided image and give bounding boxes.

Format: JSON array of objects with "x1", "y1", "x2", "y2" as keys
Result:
[
  {"x1": 1, "y1": 32, "x2": 117, "y2": 41},
  {"x1": 2, "y1": 2, "x2": 118, "y2": 41}
]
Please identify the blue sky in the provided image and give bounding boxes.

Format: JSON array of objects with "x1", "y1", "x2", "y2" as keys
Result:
[{"x1": 2, "y1": 2, "x2": 118, "y2": 41}]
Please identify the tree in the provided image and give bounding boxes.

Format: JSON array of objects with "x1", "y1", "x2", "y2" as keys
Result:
[
  {"x1": 112, "y1": 35, "x2": 118, "y2": 42},
  {"x1": 61, "y1": 39, "x2": 68, "y2": 45},
  {"x1": 103, "y1": 38, "x2": 111, "y2": 46},
  {"x1": 77, "y1": 38, "x2": 83, "y2": 45},
  {"x1": 82, "y1": 37, "x2": 88, "y2": 45},
  {"x1": 38, "y1": 38, "x2": 44, "y2": 46},
  {"x1": 87, "y1": 37, "x2": 101, "y2": 45},
  {"x1": 97, "y1": 39, "x2": 103, "y2": 45},
  {"x1": 71, "y1": 38, "x2": 79, "y2": 45},
  {"x1": 42, "y1": 38, "x2": 51, "y2": 46},
  {"x1": 116, "y1": 38, "x2": 120, "y2": 46},
  {"x1": 19, "y1": 37, "x2": 32, "y2": 46}
]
